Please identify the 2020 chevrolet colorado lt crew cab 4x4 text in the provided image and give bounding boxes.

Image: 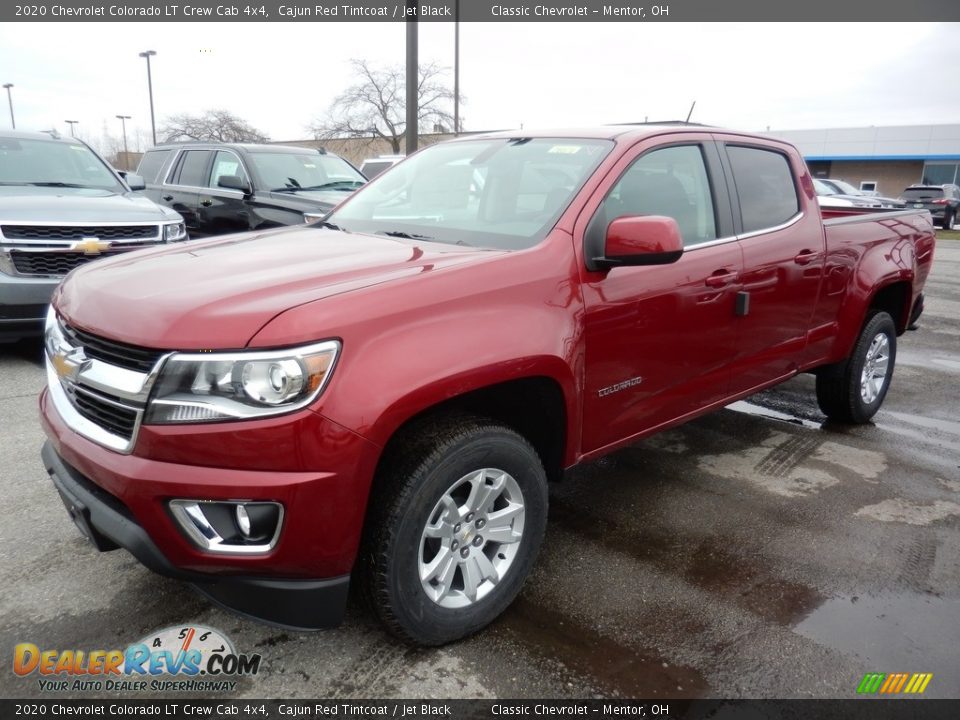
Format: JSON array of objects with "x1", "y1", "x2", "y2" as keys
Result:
[
  {"x1": 39, "y1": 126, "x2": 935, "y2": 645},
  {"x1": 0, "y1": 131, "x2": 187, "y2": 340}
]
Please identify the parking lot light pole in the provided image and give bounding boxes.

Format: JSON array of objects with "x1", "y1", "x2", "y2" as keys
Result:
[
  {"x1": 65, "y1": 120, "x2": 79, "y2": 137},
  {"x1": 116, "y1": 115, "x2": 131, "y2": 169},
  {"x1": 2, "y1": 83, "x2": 13, "y2": 129},
  {"x1": 138, "y1": 50, "x2": 157, "y2": 146}
]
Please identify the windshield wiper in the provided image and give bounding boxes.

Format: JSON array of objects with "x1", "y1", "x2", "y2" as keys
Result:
[
  {"x1": 275, "y1": 181, "x2": 364, "y2": 193},
  {"x1": 24, "y1": 182, "x2": 90, "y2": 188},
  {"x1": 301, "y1": 181, "x2": 365, "y2": 191},
  {"x1": 378, "y1": 230, "x2": 436, "y2": 241},
  {"x1": 319, "y1": 221, "x2": 346, "y2": 232}
]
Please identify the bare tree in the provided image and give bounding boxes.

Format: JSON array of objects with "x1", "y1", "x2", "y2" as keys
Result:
[
  {"x1": 309, "y1": 59, "x2": 460, "y2": 154},
  {"x1": 159, "y1": 109, "x2": 269, "y2": 144}
]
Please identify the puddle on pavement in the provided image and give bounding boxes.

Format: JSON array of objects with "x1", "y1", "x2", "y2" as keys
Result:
[
  {"x1": 794, "y1": 592, "x2": 960, "y2": 697},
  {"x1": 685, "y1": 543, "x2": 825, "y2": 625},
  {"x1": 549, "y1": 499, "x2": 825, "y2": 626},
  {"x1": 494, "y1": 597, "x2": 710, "y2": 698},
  {"x1": 726, "y1": 400, "x2": 823, "y2": 430}
]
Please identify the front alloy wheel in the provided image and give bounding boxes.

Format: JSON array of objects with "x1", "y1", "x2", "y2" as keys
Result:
[
  {"x1": 362, "y1": 415, "x2": 548, "y2": 645},
  {"x1": 419, "y1": 468, "x2": 526, "y2": 608}
]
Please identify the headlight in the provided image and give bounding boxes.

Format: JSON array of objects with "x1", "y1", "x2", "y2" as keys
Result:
[
  {"x1": 144, "y1": 340, "x2": 340, "y2": 424},
  {"x1": 163, "y1": 222, "x2": 187, "y2": 242}
]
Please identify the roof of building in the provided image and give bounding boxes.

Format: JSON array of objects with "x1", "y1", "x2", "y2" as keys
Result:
[{"x1": 762, "y1": 123, "x2": 960, "y2": 161}]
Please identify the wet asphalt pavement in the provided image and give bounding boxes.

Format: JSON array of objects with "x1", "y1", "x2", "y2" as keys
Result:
[{"x1": 2, "y1": 238, "x2": 958, "y2": 701}]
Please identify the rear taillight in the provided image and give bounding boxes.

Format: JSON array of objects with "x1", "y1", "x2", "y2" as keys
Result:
[{"x1": 933, "y1": 199, "x2": 949, "y2": 205}]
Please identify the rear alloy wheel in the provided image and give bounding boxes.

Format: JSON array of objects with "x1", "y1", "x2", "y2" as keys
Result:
[
  {"x1": 362, "y1": 416, "x2": 547, "y2": 645},
  {"x1": 943, "y1": 210, "x2": 956, "y2": 231},
  {"x1": 816, "y1": 311, "x2": 897, "y2": 423}
]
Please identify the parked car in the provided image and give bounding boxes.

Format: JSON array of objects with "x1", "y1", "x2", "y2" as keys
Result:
[
  {"x1": 359, "y1": 154, "x2": 405, "y2": 179},
  {"x1": 817, "y1": 178, "x2": 905, "y2": 209},
  {"x1": 0, "y1": 130, "x2": 186, "y2": 341},
  {"x1": 137, "y1": 143, "x2": 366, "y2": 237},
  {"x1": 899, "y1": 184, "x2": 960, "y2": 229},
  {"x1": 813, "y1": 179, "x2": 863, "y2": 209},
  {"x1": 40, "y1": 126, "x2": 935, "y2": 645}
]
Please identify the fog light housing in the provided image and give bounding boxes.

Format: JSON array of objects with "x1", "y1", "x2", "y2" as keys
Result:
[{"x1": 169, "y1": 500, "x2": 283, "y2": 554}]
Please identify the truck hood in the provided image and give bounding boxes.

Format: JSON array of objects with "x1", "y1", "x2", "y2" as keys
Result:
[
  {"x1": 56, "y1": 226, "x2": 504, "y2": 349},
  {"x1": 0, "y1": 186, "x2": 181, "y2": 223}
]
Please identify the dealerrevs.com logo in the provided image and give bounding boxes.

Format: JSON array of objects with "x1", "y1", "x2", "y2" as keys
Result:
[{"x1": 13, "y1": 625, "x2": 261, "y2": 693}]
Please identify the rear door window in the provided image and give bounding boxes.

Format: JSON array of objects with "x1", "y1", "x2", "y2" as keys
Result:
[
  {"x1": 171, "y1": 150, "x2": 212, "y2": 187},
  {"x1": 727, "y1": 146, "x2": 800, "y2": 233},
  {"x1": 137, "y1": 150, "x2": 171, "y2": 184}
]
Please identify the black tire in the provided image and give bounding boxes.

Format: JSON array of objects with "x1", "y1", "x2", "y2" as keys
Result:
[
  {"x1": 942, "y1": 210, "x2": 956, "y2": 231},
  {"x1": 360, "y1": 414, "x2": 548, "y2": 646},
  {"x1": 816, "y1": 311, "x2": 897, "y2": 423}
]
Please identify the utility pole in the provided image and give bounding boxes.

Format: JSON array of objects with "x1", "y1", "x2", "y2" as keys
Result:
[
  {"x1": 116, "y1": 115, "x2": 131, "y2": 169},
  {"x1": 405, "y1": 0, "x2": 418, "y2": 154},
  {"x1": 454, "y1": 0, "x2": 460, "y2": 135}
]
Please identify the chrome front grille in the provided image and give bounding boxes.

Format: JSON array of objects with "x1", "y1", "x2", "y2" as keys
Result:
[
  {"x1": 61, "y1": 322, "x2": 167, "y2": 373},
  {"x1": 45, "y1": 310, "x2": 169, "y2": 454},
  {"x1": 70, "y1": 386, "x2": 139, "y2": 440}
]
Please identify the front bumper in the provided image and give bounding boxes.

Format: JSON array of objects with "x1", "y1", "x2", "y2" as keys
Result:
[
  {"x1": 41, "y1": 441, "x2": 350, "y2": 630},
  {"x1": 42, "y1": 440, "x2": 350, "y2": 630},
  {"x1": 39, "y1": 383, "x2": 382, "y2": 630}
]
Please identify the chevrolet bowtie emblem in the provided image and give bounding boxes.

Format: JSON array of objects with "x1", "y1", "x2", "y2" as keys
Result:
[
  {"x1": 71, "y1": 237, "x2": 112, "y2": 255},
  {"x1": 52, "y1": 346, "x2": 89, "y2": 383}
]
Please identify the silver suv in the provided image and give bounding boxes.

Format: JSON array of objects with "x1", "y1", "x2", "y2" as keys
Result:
[{"x1": 0, "y1": 131, "x2": 186, "y2": 341}]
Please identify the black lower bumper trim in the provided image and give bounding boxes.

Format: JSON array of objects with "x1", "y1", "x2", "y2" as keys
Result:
[{"x1": 41, "y1": 441, "x2": 349, "y2": 630}]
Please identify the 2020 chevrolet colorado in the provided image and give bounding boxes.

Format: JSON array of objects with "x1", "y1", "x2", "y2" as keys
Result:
[{"x1": 39, "y1": 126, "x2": 935, "y2": 645}]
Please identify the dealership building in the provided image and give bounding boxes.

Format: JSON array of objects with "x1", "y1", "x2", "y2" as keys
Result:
[{"x1": 764, "y1": 123, "x2": 960, "y2": 198}]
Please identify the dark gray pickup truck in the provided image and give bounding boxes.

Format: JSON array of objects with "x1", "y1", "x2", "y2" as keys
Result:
[{"x1": 0, "y1": 131, "x2": 186, "y2": 340}]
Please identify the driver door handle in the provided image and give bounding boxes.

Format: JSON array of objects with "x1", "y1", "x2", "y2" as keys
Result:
[
  {"x1": 705, "y1": 269, "x2": 738, "y2": 288},
  {"x1": 794, "y1": 249, "x2": 820, "y2": 265}
]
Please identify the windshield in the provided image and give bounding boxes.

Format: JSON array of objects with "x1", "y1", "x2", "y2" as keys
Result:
[
  {"x1": 248, "y1": 151, "x2": 366, "y2": 191},
  {"x1": 327, "y1": 137, "x2": 613, "y2": 250},
  {"x1": 0, "y1": 136, "x2": 124, "y2": 191}
]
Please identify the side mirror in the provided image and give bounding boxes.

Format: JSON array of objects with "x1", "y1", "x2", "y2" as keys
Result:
[
  {"x1": 124, "y1": 173, "x2": 146, "y2": 191},
  {"x1": 594, "y1": 215, "x2": 684, "y2": 270},
  {"x1": 218, "y1": 175, "x2": 250, "y2": 193}
]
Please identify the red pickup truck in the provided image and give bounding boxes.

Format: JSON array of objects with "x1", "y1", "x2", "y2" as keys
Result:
[{"x1": 39, "y1": 126, "x2": 935, "y2": 645}]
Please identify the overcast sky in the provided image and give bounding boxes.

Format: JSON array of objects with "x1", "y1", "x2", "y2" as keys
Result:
[{"x1": 1, "y1": 21, "x2": 957, "y2": 151}]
